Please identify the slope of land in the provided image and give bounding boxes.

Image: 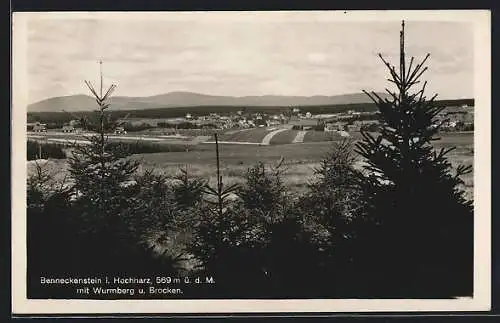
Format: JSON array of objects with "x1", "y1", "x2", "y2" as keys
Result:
[{"x1": 28, "y1": 91, "x2": 398, "y2": 112}]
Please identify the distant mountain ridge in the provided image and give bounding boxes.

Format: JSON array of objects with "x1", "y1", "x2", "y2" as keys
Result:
[{"x1": 28, "y1": 91, "x2": 392, "y2": 113}]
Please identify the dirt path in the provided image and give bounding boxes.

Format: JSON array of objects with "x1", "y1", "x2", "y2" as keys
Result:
[
  {"x1": 292, "y1": 131, "x2": 308, "y2": 143},
  {"x1": 261, "y1": 129, "x2": 288, "y2": 145}
]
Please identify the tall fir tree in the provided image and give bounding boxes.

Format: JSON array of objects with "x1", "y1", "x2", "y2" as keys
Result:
[{"x1": 353, "y1": 21, "x2": 473, "y2": 297}]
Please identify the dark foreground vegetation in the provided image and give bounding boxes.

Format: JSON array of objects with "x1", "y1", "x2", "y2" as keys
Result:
[
  {"x1": 27, "y1": 24, "x2": 473, "y2": 299},
  {"x1": 26, "y1": 136, "x2": 473, "y2": 299},
  {"x1": 27, "y1": 141, "x2": 66, "y2": 160}
]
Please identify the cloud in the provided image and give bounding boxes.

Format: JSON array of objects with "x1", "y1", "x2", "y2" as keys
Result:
[
  {"x1": 25, "y1": 17, "x2": 474, "y2": 102},
  {"x1": 307, "y1": 53, "x2": 328, "y2": 64}
]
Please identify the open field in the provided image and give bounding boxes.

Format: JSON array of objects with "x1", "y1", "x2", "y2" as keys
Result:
[
  {"x1": 28, "y1": 127, "x2": 474, "y2": 147},
  {"x1": 27, "y1": 131, "x2": 203, "y2": 146},
  {"x1": 210, "y1": 127, "x2": 349, "y2": 145},
  {"x1": 216, "y1": 128, "x2": 275, "y2": 143},
  {"x1": 269, "y1": 129, "x2": 300, "y2": 145}
]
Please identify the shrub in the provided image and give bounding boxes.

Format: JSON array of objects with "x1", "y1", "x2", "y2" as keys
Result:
[
  {"x1": 27, "y1": 140, "x2": 66, "y2": 160},
  {"x1": 238, "y1": 159, "x2": 287, "y2": 215},
  {"x1": 188, "y1": 201, "x2": 269, "y2": 297},
  {"x1": 187, "y1": 140, "x2": 270, "y2": 297},
  {"x1": 66, "y1": 135, "x2": 185, "y2": 277},
  {"x1": 359, "y1": 122, "x2": 380, "y2": 132},
  {"x1": 123, "y1": 122, "x2": 155, "y2": 132},
  {"x1": 28, "y1": 75, "x2": 186, "y2": 291},
  {"x1": 26, "y1": 161, "x2": 77, "y2": 296},
  {"x1": 45, "y1": 122, "x2": 65, "y2": 129},
  {"x1": 291, "y1": 139, "x2": 365, "y2": 295},
  {"x1": 106, "y1": 141, "x2": 190, "y2": 154},
  {"x1": 464, "y1": 122, "x2": 474, "y2": 131},
  {"x1": 125, "y1": 170, "x2": 192, "y2": 273},
  {"x1": 66, "y1": 133, "x2": 147, "y2": 275},
  {"x1": 235, "y1": 159, "x2": 327, "y2": 297},
  {"x1": 172, "y1": 166, "x2": 206, "y2": 209},
  {"x1": 300, "y1": 140, "x2": 363, "y2": 252},
  {"x1": 353, "y1": 22, "x2": 473, "y2": 297},
  {"x1": 157, "y1": 122, "x2": 201, "y2": 129},
  {"x1": 189, "y1": 158, "x2": 323, "y2": 297},
  {"x1": 312, "y1": 124, "x2": 325, "y2": 131}
]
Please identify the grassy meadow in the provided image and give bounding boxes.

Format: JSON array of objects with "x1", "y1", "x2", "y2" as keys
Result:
[{"x1": 28, "y1": 131, "x2": 474, "y2": 201}]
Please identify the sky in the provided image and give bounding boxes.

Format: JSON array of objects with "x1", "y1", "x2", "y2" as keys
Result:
[{"x1": 25, "y1": 13, "x2": 474, "y2": 103}]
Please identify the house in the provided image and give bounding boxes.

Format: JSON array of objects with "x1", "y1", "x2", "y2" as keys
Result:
[
  {"x1": 31, "y1": 122, "x2": 47, "y2": 132},
  {"x1": 114, "y1": 126, "x2": 127, "y2": 134},
  {"x1": 445, "y1": 121, "x2": 458, "y2": 128},
  {"x1": 331, "y1": 122, "x2": 347, "y2": 131},
  {"x1": 62, "y1": 125, "x2": 77, "y2": 133},
  {"x1": 222, "y1": 119, "x2": 235, "y2": 129},
  {"x1": 266, "y1": 120, "x2": 281, "y2": 127},
  {"x1": 255, "y1": 118, "x2": 267, "y2": 127},
  {"x1": 324, "y1": 123, "x2": 335, "y2": 132},
  {"x1": 346, "y1": 124, "x2": 359, "y2": 132}
]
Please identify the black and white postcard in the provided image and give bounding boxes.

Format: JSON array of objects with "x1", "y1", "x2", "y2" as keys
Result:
[{"x1": 11, "y1": 10, "x2": 491, "y2": 314}]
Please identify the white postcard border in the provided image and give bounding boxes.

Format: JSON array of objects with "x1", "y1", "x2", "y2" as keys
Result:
[{"x1": 11, "y1": 10, "x2": 491, "y2": 314}]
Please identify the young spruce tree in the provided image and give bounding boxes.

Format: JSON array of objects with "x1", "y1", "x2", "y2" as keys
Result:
[
  {"x1": 67, "y1": 62, "x2": 141, "y2": 274},
  {"x1": 353, "y1": 21, "x2": 473, "y2": 297}
]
